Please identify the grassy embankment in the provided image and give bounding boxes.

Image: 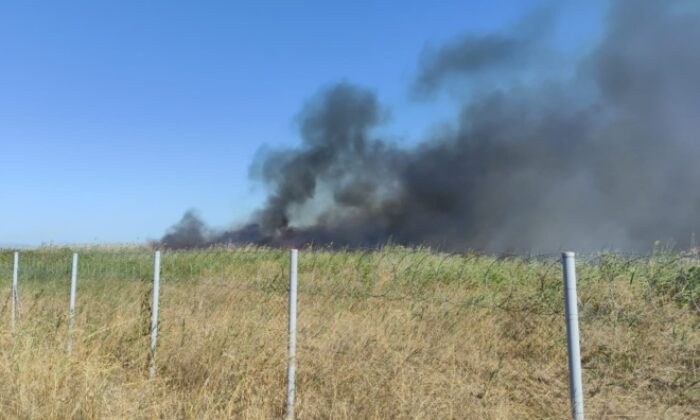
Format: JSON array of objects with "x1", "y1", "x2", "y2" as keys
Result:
[{"x1": 0, "y1": 245, "x2": 698, "y2": 419}]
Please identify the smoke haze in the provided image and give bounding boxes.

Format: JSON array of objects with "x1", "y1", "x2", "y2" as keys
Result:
[{"x1": 162, "y1": 0, "x2": 700, "y2": 253}]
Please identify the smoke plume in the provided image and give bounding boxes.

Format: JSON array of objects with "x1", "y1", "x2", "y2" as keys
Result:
[{"x1": 162, "y1": 0, "x2": 700, "y2": 253}]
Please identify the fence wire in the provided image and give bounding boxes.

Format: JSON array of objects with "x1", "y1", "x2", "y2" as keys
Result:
[
  {"x1": 1, "y1": 245, "x2": 698, "y2": 317},
  {"x1": 0, "y1": 245, "x2": 698, "y2": 418}
]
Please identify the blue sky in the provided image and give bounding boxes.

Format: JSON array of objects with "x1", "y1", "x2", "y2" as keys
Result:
[{"x1": 0, "y1": 0, "x2": 605, "y2": 245}]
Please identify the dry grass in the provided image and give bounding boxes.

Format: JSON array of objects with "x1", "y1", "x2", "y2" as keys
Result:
[{"x1": 0, "y1": 247, "x2": 698, "y2": 419}]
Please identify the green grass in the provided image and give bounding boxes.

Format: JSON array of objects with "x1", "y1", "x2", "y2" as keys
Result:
[{"x1": 3, "y1": 245, "x2": 697, "y2": 309}]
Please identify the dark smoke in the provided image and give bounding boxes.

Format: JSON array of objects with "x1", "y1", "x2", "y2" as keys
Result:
[
  {"x1": 412, "y1": 3, "x2": 557, "y2": 96},
  {"x1": 161, "y1": 210, "x2": 210, "y2": 249},
  {"x1": 162, "y1": 0, "x2": 700, "y2": 253}
]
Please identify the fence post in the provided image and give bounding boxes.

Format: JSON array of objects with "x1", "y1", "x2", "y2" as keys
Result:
[
  {"x1": 286, "y1": 249, "x2": 298, "y2": 420},
  {"x1": 562, "y1": 252, "x2": 585, "y2": 420},
  {"x1": 11, "y1": 251, "x2": 19, "y2": 331},
  {"x1": 149, "y1": 250, "x2": 161, "y2": 378},
  {"x1": 67, "y1": 253, "x2": 79, "y2": 354}
]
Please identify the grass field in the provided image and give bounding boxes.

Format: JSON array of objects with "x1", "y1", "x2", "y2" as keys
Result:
[{"x1": 0, "y1": 246, "x2": 698, "y2": 419}]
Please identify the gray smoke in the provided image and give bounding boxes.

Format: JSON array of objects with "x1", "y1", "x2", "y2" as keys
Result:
[
  {"x1": 161, "y1": 210, "x2": 209, "y2": 249},
  {"x1": 413, "y1": 3, "x2": 557, "y2": 96},
  {"x1": 162, "y1": 0, "x2": 700, "y2": 253}
]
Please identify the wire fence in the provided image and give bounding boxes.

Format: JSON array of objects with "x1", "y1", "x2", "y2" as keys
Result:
[
  {"x1": 0, "y1": 245, "x2": 698, "y2": 418},
  {"x1": 0, "y1": 246, "x2": 698, "y2": 317}
]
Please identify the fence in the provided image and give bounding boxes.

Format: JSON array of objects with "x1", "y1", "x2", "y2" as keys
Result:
[{"x1": 0, "y1": 246, "x2": 698, "y2": 418}]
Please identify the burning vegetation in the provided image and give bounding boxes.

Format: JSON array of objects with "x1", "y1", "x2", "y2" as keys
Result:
[{"x1": 163, "y1": 1, "x2": 700, "y2": 253}]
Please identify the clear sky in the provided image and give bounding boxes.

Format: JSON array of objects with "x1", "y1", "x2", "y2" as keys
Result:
[{"x1": 0, "y1": 0, "x2": 605, "y2": 246}]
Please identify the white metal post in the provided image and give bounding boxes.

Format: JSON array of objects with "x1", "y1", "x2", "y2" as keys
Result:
[
  {"x1": 67, "y1": 253, "x2": 79, "y2": 354},
  {"x1": 149, "y1": 250, "x2": 161, "y2": 378},
  {"x1": 11, "y1": 251, "x2": 19, "y2": 331},
  {"x1": 286, "y1": 249, "x2": 298, "y2": 420},
  {"x1": 562, "y1": 252, "x2": 585, "y2": 420}
]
